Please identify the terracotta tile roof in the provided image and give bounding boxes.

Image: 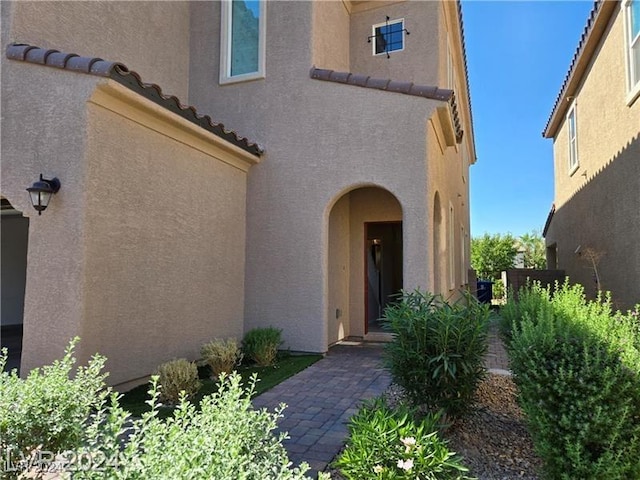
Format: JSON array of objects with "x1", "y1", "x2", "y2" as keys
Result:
[
  {"x1": 543, "y1": 0, "x2": 616, "y2": 138},
  {"x1": 456, "y1": 0, "x2": 476, "y2": 155},
  {"x1": 310, "y1": 67, "x2": 463, "y2": 143},
  {"x1": 6, "y1": 43, "x2": 263, "y2": 156}
]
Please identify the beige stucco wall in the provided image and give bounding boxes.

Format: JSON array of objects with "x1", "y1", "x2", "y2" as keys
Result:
[
  {"x1": 7, "y1": 1, "x2": 191, "y2": 99},
  {"x1": 1, "y1": 60, "x2": 98, "y2": 373},
  {"x1": 349, "y1": 0, "x2": 440, "y2": 85},
  {"x1": 80, "y1": 83, "x2": 251, "y2": 386},
  {"x1": 189, "y1": 0, "x2": 472, "y2": 351},
  {"x1": 1, "y1": 51, "x2": 254, "y2": 384},
  {"x1": 312, "y1": 0, "x2": 350, "y2": 71},
  {"x1": 426, "y1": 114, "x2": 471, "y2": 297},
  {"x1": 546, "y1": 5, "x2": 640, "y2": 310}
]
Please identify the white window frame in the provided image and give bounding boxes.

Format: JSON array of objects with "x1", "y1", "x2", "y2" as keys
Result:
[
  {"x1": 566, "y1": 101, "x2": 579, "y2": 175},
  {"x1": 460, "y1": 224, "x2": 467, "y2": 287},
  {"x1": 623, "y1": 0, "x2": 640, "y2": 103},
  {"x1": 371, "y1": 18, "x2": 406, "y2": 56},
  {"x1": 220, "y1": 0, "x2": 266, "y2": 85},
  {"x1": 448, "y1": 202, "x2": 455, "y2": 290}
]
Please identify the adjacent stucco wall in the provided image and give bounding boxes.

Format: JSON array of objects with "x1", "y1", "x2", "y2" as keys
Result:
[
  {"x1": 349, "y1": 0, "x2": 440, "y2": 85},
  {"x1": 7, "y1": 1, "x2": 191, "y2": 99},
  {"x1": 546, "y1": 6, "x2": 640, "y2": 310},
  {"x1": 80, "y1": 83, "x2": 250, "y2": 386},
  {"x1": 545, "y1": 135, "x2": 639, "y2": 310},
  {"x1": 1, "y1": 214, "x2": 29, "y2": 326}
]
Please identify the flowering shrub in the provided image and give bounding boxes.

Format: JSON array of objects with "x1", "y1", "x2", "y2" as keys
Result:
[
  {"x1": 334, "y1": 398, "x2": 471, "y2": 479},
  {"x1": 383, "y1": 290, "x2": 489, "y2": 417}
]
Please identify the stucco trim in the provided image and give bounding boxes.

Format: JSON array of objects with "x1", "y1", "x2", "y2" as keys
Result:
[{"x1": 89, "y1": 81, "x2": 261, "y2": 172}]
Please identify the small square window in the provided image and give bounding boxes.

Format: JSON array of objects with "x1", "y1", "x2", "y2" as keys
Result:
[{"x1": 372, "y1": 19, "x2": 405, "y2": 56}]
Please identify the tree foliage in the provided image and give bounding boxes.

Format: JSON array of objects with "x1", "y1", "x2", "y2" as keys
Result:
[
  {"x1": 517, "y1": 230, "x2": 546, "y2": 269},
  {"x1": 471, "y1": 233, "x2": 518, "y2": 280},
  {"x1": 471, "y1": 231, "x2": 548, "y2": 281}
]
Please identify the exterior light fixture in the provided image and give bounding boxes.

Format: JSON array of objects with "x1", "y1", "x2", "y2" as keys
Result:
[{"x1": 26, "y1": 174, "x2": 60, "y2": 215}]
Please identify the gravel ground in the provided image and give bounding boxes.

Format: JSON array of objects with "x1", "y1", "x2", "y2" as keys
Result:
[
  {"x1": 327, "y1": 373, "x2": 543, "y2": 479},
  {"x1": 446, "y1": 373, "x2": 543, "y2": 480}
]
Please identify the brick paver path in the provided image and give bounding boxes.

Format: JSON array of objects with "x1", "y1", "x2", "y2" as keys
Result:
[
  {"x1": 253, "y1": 324, "x2": 510, "y2": 478},
  {"x1": 252, "y1": 343, "x2": 391, "y2": 476}
]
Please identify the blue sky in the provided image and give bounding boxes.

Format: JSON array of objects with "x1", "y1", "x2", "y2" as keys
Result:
[{"x1": 462, "y1": 0, "x2": 594, "y2": 238}]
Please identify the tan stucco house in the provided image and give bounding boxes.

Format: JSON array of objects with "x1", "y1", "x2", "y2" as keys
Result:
[
  {"x1": 1, "y1": 0, "x2": 476, "y2": 387},
  {"x1": 543, "y1": 0, "x2": 639, "y2": 311}
]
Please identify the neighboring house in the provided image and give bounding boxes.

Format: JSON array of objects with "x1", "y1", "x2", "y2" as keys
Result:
[
  {"x1": 1, "y1": 0, "x2": 476, "y2": 387},
  {"x1": 543, "y1": 0, "x2": 640, "y2": 310}
]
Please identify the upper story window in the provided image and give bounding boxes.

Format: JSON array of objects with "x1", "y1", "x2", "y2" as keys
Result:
[
  {"x1": 220, "y1": 0, "x2": 266, "y2": 84},
  {"x1": 372, "y1": 18, "x2": 406, "y2": 56},
  {"x1": 624, "y1": 0, "x2": 640, "y2": 101},
  {"x1": 567, "y1": 101, "x2": 579, "y2": 174}
]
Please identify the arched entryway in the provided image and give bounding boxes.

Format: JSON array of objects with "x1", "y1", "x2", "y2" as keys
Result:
[
  {"x1": 1, "y1": 197, "x2": 29, "y2": 373},
  {"x1": 326, "y1": 186, "x2": 403, "y2": 344}
]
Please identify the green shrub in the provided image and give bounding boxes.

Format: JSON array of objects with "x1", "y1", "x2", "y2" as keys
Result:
[
  {"x1": 155, "y1": 358, "x2": 201, "y2": 405},
  {"x1": 0, "y1": 338, "x2": 109, "y2": 457},
  {"x1": 334, "y1": 398, "x2": 471, "y2": 479},
  {"x1": 508, "y1": 283, "x2": 640, "y2": 479},
  {"x1": 242, "y1": 327, "x2": 282, "y2": 366},
  {"x1": 1, "y1": 341, "x2": 326, "y2": 480},
  {"x1": 75, "y1": 373, "x2": 328, "y2": 480},
  {"x1": 383, "y1": 290, "x2": 490, "y2": 417},
  {"x1": 200, "y1": 338, "x2": 243, "y2": 377}
]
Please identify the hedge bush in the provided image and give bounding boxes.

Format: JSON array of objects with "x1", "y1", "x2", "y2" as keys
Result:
[
  {"x1": 507, "y1": 282, "x2": 640, "y2": 479},
  {"x1": 383, "y1": 290, "x2": 490, "y2": 418}
]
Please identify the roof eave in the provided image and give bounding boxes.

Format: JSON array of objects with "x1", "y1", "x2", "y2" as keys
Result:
[{"x1": 543, "y1": 0, "x2": 618, "y2": 139}]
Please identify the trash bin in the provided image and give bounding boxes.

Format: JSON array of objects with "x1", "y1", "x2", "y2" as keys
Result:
[{"x1": 477, "y1": 280, "x2": 493, "y2": 304}]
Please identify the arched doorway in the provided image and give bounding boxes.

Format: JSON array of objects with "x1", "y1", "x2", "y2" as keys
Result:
[
  {"x1": 1, "y1": 197, "x2": 29, "y2": 372},
  {"x1": 327, "y1": 186, "x2": 403, "y2": 344}
]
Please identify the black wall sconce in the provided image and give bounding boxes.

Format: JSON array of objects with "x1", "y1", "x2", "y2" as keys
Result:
[{"x1": 26, "y1": 174, "x2": 61, "y2": 215}]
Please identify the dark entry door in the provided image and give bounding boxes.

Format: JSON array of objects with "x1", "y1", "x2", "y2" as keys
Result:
[{"x1": 365, "y1": 222, "x2": 403, "y2": 333}]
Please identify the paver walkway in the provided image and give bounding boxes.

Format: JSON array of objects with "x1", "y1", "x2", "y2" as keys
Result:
[
  {"x1": 252, "y1": 343, "x2": 391, "y2": 475},
  {"x1": 253, "y1": 324, "x2": 511, "y2": 478}
]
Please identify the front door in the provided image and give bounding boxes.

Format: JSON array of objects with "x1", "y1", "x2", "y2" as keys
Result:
[{"x1": 365, "y1": 222, "x2": 402, "y2": 333}]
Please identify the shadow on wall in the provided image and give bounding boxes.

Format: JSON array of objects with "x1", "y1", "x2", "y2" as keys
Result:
[{"x1": 547, "y1": 134, "x2": 640, "y2": 311}]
